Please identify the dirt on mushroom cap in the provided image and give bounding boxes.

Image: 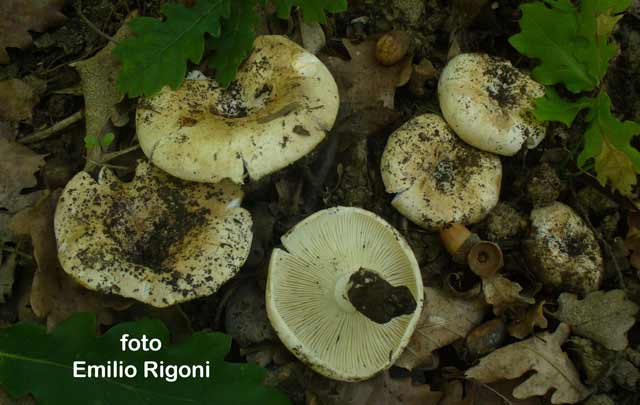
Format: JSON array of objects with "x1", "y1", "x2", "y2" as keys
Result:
[{"x1": 54, "y1": 161, "x2": 253, "y2": 307}]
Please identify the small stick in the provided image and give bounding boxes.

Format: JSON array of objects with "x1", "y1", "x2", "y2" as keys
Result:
[
  {"x1": 75, "y1": 1, "x2": 119, "y2": 44},
  {"x1": 19, "y1": 110, "x2": 84, "y2": 144}
]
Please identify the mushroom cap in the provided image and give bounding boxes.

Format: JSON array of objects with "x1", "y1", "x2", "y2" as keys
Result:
[
  {"x1": 524, "y1": 202, "x2": 603, "y2": 294},
  {"x1": 438, "y1": 53, "x2": 546, "y2": 156},
  {"x1": 54, "y1": 161, "x2": 252, "y2": 307},
  {"x1": 136, "y1": 35, "x2": 339, "y2": 184},
  {"x1": 266, "y1": 206, "x2": 423, "y2": 381},
  {"x1": 381, "y1": 114, "x2": 502, "y2": 230}
]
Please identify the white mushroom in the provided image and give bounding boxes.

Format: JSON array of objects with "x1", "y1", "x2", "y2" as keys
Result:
[
  {"x1": 438, "y1": 53, "x2": 546, "y2": 156},
  {"x1": 266, "y1": 206, "x2": 423, "y2": 381},
  {"x1": 381, "y1": 113, "x2": 502, "y2": 230},
  {"x1": 136, "y1": 35, "x2": 339, "y2": 184},
  {"x1": 524, "y1": 202, "x2": 603, "y2": 294},
  {"x1": 54, "y1": 161, "x2": 252, "y2": 307}
]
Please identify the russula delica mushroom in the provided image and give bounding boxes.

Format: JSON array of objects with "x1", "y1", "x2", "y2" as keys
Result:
[
  {"x1": 136, "y1": 35, "x2": 339, "y2": 184},
  {"x1": 266, "y1": 206, "x2": 423, "y2": 381},
  {"x1": 438, "y1": 53, "x2": 546, "y2": 156},
  {"x1": 381, "y1": 113, "x2": 502, "y2": 231},
  {"x1": 524, "y1": 202, "x2": 604, "y2": 294},
  {"x1": 54, "y1": 162, "x2": 252, "y2": 307}
]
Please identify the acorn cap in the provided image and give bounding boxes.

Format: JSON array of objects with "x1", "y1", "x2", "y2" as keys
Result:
[
  {"x1": 266, "y1": 206, "x2": 423, "y2": 381},
  {"x1": 136, "y1": 35, "x2": 340, "y2": 183},
  {"x1": 381, "y1": 113, "x2": 502, "y2": 230},
  {"x1": 54, "y1": 162, "x2": 253, "y2": 307},
  {"x1": 438, "y1": 53, "x2": 546, "y2": 156}
]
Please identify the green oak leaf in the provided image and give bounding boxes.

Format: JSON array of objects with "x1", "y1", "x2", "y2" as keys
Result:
[
  {"x1": 578, "y1": 92, "x2": 640, "y2": 196},
  {"x1": 509, "y1": 0, "x2": 596, "y2": 92},
  {"x1": 208, "y1": 0, "x2": 260, "y2": 86},
  {"x1": 533, "y1": 87, "x2": 593, "y2": 126},
  {"x1": 0, "y1": 313, "x2": 290, "y2": 405},
  {"x1": 272, "y1": 0, "x2": 347, "y2": 23},
  {"x1": 112, "y1": 0, "x2": 230, "y2": 97}
]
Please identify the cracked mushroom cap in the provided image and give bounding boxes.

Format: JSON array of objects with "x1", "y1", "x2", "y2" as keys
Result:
[
  {"x1": 54, "y1": 161, "x2": 252, "y2": 307},
  {"x1": 381, "y1": 114, "x2": 502, "y2": 230},
  {"x1": 136, "y1": 35, "x2": 339, "y2": 184},
  {"x1": 438, "y1": 53, "x2": 546, "y2": 156},
  {"x1": 266, "y1": 206, "x2": 423, "y2": 381}
]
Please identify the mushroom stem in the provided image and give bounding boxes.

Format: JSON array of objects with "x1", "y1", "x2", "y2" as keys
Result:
[
  {"x1": 439, "y1": 223, "x2": 480, "y2": 264},
  {"x1": 346, "y1": 268, "x2": 417, "y2": 324},
  {"x1": 467, "y1": 241, "x2": 504, "y2": 278}
]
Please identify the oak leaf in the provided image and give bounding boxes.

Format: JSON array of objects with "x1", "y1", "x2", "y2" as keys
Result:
[
  {"x1": 0, "y1": 138, "x2": 46, "y2": 213},
  {"x1": 482, "y1": 274, "x2": 535, "y2": 316},
  {"x1": 508, "y1": 300, "x2": 548, "y2": 339},
  {"x1": 0, "y1": 0, "x2": 66, "y2": 64},
  {"x1": 552, "y1": 290, "x2": 639, "y2": 351},
  {"x1": 395, "y1": 286, "x2": 487, "y2": 370},
  {"x1": 466, "y1": 323, "x2": 590, "y2": 404},
  {"x1": 0, "y1": 79, "x2": 40, "y2": 121}
]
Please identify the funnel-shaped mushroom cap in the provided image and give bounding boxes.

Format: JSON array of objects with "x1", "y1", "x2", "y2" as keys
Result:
[
  {"x1": 438, "y1": 53, "x2": 546, "y2": 156},
  {"x1": 266, "y1": 207, "x2": 423, "y2": 381},
  {"x1": 136, "y1": 35, "x2": 340, "y2": 184},
  {"x1": 54, "y1": 162, "x2": 252, "y2": 307},
  {"x1": 381, "y1": 114, "x2": 502, "y2": 230}
]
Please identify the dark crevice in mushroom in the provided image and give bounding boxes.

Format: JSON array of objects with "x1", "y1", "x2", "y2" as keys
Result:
[{"x1": 347, "y1": 268, "x2": 417, "y2": 324}]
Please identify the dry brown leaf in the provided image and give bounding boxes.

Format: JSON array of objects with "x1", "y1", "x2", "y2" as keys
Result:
[
  {"x1": 466, "y1": 323, "x2": 590, "y2": 404},
  {"x1": 552, "y1": 290, "x2": 639, "y2": 351},
  {"x1": 320, "y1": 38, "x2": 410, "y2": 115},
  {"x1": 0, "y1": 251, "x2": 17, "y2": 303},
  {"x1": 624, "y1": 212, "x2": 640, "y2": 271},
  {"x1": 0, "y1": 138, "x2": 46, "y2": 213},
  {"x1": 308, "y1": 372, "x2": 442, "y2": 405},
  {"x1": 508, "y1": 300, "x2": 548, "y2": 339},
  {"x1": 0, "y1": 0, "x2": 66, "y2": 64},
  {"x1": 396, "y1": 286, "x2": 487, "y2": 370},
  {"x1": 0, "y1": 79, "x2": 39, "y2": 121},
  {"x1": 482, "y1": 274, "x2": 535, "y2": 316},
  {"x1": 10, "y1": 192, "x2": 131, "y2": 330},
  {"x1": 438, "y1": 379, "x2": 545, "y2": 405},
  {"x1": 71, "y1": 13, "x2": 135, "y2": 140}
]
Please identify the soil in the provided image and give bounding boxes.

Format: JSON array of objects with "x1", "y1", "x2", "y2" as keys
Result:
[{"x1": 3, "y1": 0, "x2": 640, "y2": 404}]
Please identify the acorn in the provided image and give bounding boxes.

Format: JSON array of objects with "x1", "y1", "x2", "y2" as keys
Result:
[{"x1": 376, "y1": 31, "x2": 411, "y2": 66}]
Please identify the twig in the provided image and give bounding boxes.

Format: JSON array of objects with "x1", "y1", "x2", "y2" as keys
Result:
[
  {"x1": 75, "y1": 1, "x2": 119, "y2": 45},
  {"x1": 18, "y1": 110, "x2": 84, "y2": 144},
  {"x1": 102, "y1": 144, "x2": 141, "y2": 162}
]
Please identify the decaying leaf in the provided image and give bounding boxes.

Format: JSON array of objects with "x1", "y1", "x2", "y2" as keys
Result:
[
  {"x1": 508, "y1": 300, "x2": 548, "y2": 339},
  {"x1": 395, "y1": 286, "x2": 487, "y2": 370},
  {"x1": 552, "y1": 290, "x2": 639, "y2": 351},
  {"x1": 9, "y1": 192, "x2": 131, "y2": 330},
  {"x1": 625, "y1": 212, "x2": 640, "y2": 271},
  {"x1": 0, "y1": 0, "x2": 66, "y2": 64},
  {"x1": 0, "y1": 250, "x2": 17, "y2": 304},
  {"x1": 321, "y1": 38, "x2": 411, "y2": 115},
  {"x1": 439, "y1": 378, "x2": 545, "y2": 405},
  {"x1": 0, "y1": 138, "x2": 46, "y2": 213},
  {"x1": 0, "y1": 79, "x2": 40, "y2": 121},
  {"x1": 308, "y1": 372, "x2": 442, "y2": 405},
  {"x1": 482, "y1": 274, "x2": 535, "y2": 316},
  {"x1": 71, "y1": 13, "x2": 135, "y2": 142},
  {"x1": 466, "y1": 323, "x2": 590, "y2": 404}
]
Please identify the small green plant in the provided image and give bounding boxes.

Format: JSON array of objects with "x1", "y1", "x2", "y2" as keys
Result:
[
  {"x1": 84, "y1": 132, "x2": 115, "y2": 151},
  {"x1": 0, "y1": 313, "x2": 289, "y2": 405},
  {"x1": 510, "y1": 0, "x2": 640, "y2": 196},
  {"x1": 112, "y1": 0, "x2": 347, "y2": 97}
]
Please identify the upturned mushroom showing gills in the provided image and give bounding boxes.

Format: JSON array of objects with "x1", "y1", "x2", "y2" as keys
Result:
[
  {"x1": 54, "y1": 162, "x2": 252, "y2": 307},
  {"x1": 381, "y1": 114, "x2": 502, "y2": 231},
  {"x1": 438, "y1": 53, "x2": 546, "y2": 156},
  {"x1": 136, "y1": 35, "x2": 340, "y2": 184},
  {"x1": 266, "y1": 207, "x2": 423, "y2": 381}
]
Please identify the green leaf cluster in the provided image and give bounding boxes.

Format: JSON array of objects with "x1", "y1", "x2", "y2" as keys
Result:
[
  {"x1": 0, "y1": 313, "x2": 290, "y2": 405},
  {"x1": 510, "y1": 0, "x2": 640, "y2": 195},
  {"x1": 84, "y1": 132, "x2": 115, "y2": 150},
  {"x1": 113, "y1": 0, "x2": 347, "y2": 97}
]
